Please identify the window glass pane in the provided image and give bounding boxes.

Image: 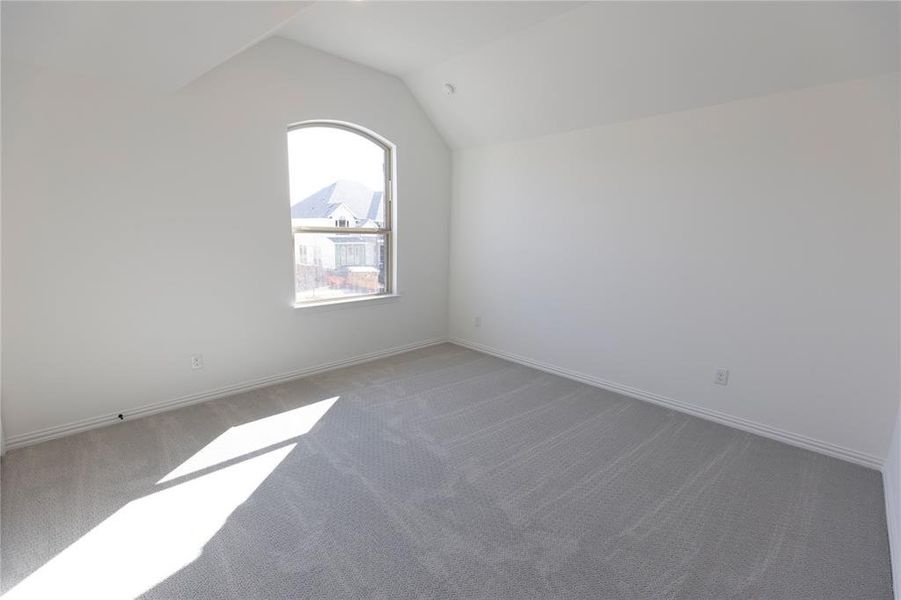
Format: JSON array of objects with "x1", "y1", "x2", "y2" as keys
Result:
[
  {"x1": 294, "y1": 232, "x2": 387, "y2": 303},
  {"x1": 288, "y1": 126, "x2": 386, "y2": 229}
]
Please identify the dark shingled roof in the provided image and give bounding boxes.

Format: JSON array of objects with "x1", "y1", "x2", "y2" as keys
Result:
[{"x1": 291, "y1": 180, "x2": 384, "y2": 224}]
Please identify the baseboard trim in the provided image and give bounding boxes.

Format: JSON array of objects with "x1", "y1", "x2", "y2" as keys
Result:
[
  {"x1": 450, "y1": 337, "x2": 883, "y2": 470},
  {"x1": 8, "y1": 335, "x2": 883, "y2": 470},
  {"x1": 5, "y1": 337, "x2": 448, "y2": 451}
]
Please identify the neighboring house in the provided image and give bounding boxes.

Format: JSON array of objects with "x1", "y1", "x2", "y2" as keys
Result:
[
  {"x1": 291, "y1": 179, "x2": 384, "y2": 229},
  {"x1": 291, "y1": 180, "x2": 386, "y2": 296}
]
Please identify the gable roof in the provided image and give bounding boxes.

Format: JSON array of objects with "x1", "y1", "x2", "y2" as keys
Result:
[{"x1": 291, "y1": 180, "x2": 384, "y2": 223}]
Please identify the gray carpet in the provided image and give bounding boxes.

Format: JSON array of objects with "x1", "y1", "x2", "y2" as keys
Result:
[{"x1": 0, "y1": 343, "x2": 893, "y2": 599}]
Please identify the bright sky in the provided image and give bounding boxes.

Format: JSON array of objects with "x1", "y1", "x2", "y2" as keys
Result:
[{"x1": 287, "y1": 126, "x2": 386, "y2": 204}]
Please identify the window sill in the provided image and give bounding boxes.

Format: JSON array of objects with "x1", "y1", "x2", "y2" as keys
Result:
[{"x1": 293, "y1": 293, "x2": 401, "y2": 312}]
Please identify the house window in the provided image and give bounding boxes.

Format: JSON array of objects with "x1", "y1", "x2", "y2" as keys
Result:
[
  {"x1": 336, "y1": 243, "x2": 366, "y2": 267},
  {"x1": 287, "y1": 122, "x2": 393, "y2": 305}
]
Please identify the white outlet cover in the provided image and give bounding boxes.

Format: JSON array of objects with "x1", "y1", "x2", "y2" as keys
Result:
[{"x1": 714, "y1": 368, "x2": 729, "y2": 385}]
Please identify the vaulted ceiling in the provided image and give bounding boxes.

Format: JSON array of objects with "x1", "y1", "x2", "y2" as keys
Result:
[
  {"x1": 279, "y1": 1, "x2": 900, "y2": 148},
  {"x1": 3, "y1": 1, "x2": 898, "y2": 149},
  {"x1": 1, "y1": 1, "x2": 309, "y2": 91},
  {"x1": 277, "y1": 1, "x2": 581, "y2": 76}
]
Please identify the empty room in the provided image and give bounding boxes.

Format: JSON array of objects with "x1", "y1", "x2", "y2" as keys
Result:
[{"x1": 1, "y1": 1, "x2": 900, "y2": 598}]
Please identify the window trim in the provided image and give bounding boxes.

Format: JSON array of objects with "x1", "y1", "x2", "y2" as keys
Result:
[{"x1": 287, "y1": 120, "x2": 396, "y2": 308}]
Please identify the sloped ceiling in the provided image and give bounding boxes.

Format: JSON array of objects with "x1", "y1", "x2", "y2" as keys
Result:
[
  {"x1": 277, "y1": 1, "x2": 582, "y2": 76},
  {"x1": 1, "y1": 1, "x2": 310, "y2": 91},
  {"x1": 3, "y1": 1, "x2": 898, "y2": 148},
  {"x1": 279, "y1": 1, "x2": 900, "y2": 149}
]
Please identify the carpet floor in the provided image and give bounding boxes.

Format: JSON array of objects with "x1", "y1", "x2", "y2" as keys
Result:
[{"x1": 0, "y1": 343, "x2": 893, "y2": 599}]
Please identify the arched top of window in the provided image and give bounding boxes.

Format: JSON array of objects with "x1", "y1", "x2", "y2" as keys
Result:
[
  {"x1": 288, "y1": 120, "x2": 392, "y2": 153},
  {"x1": 287, "y1": 121, "x2": 395, "y2": 306},
  {"x1": 287, "y1": 121, "x2": 392, "y2": 230}
]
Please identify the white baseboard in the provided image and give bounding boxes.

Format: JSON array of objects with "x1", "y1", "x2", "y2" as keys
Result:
[
  {"x1": 7, "y1": 335, "x2": 884, "y2": 471},
  {"x1": 4, "y1": 337, "x2": 448, "y2": 451},
  {"x1": 450, "y1": 337, "x2": 883, "y2": 470}
]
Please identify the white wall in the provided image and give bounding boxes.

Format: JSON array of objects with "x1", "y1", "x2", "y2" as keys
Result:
[
  {"x1": 1, "y1": 8, "x2": 3, "y2": 455},
  {"x1": 882, "y1": 20, "x2": 901, "y2": 595},
  {"x1": 450, "y1": 74, "x2": 900, "y2": 463},
  {"x1": 1, "y1": 37, "x2": 451, "y2": 442}
]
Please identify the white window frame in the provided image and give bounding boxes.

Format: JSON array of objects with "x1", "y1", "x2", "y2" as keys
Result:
[{"x1": 288, "y1": 120, "x2": 396, "y2": 308}]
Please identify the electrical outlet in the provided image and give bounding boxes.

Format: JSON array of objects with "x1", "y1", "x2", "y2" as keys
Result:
[
  {"x1": 191, "y1": 354, "x2": 203, "y2": 370},
  {"x1": 474, "y1": 316, "x2": 482, "y2": 328},
  {"x1": 714, "y1": 368, "x2": 729, "y2": 386}
]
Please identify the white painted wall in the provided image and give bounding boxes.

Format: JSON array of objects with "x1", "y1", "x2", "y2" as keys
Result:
[
  {"x1": 882, "y1": 19, "x2": 901, "y2": 596},
  {"x1": 450, "y1": 75, "x2": 900, "y2": 463},
  {"x1": 1, "y1": 37, "x2": 451, "y2": 442},
  {"x1": 0, "y1": 8, "x2": 3, "y2": 456}
]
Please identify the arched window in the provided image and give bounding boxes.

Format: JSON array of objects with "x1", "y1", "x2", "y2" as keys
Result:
[{"x1": 287, "y1": 122, "x2": 393, "y2": 305}]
